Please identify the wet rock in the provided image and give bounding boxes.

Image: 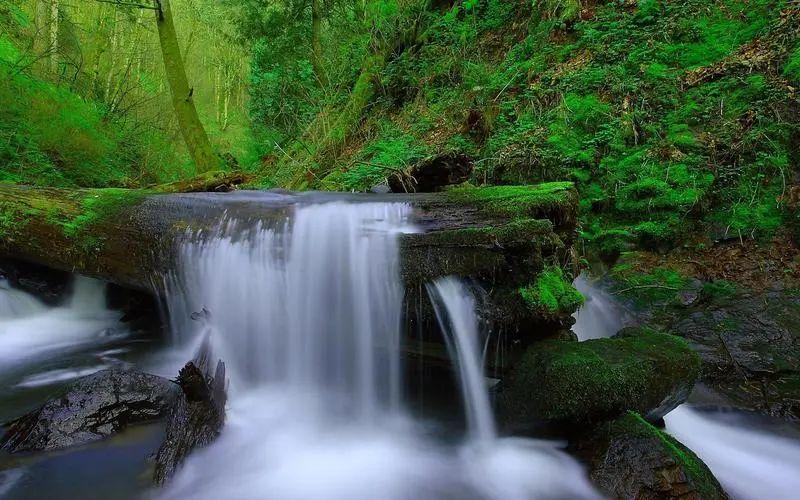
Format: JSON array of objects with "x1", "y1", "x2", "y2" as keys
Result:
[
  {"x1": 572, "y1": 412, "x2": 728, "y2": 499},
  {"x1": 499, "y1": 329, "x2": 700, "y2": 429},
  {"x1": 670, "y1": 289, "x2": 800, "y2": 419},
  {"x1": 388, "y1": 153, "x2": 472, "y2": 193},
  {"x1": 0, "y1": 369, "x2": 180, "y2": 453}
]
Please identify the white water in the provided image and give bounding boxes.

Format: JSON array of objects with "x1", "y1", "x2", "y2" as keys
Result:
[
  {"x1": 427, "y1": 277, "x2": 496, "y2": 443},
  {"x1": 666, "y1": 405, "x2": 800, "y2": 499},
  {"x1": 160, "y1": 200, "x2": 599, "y2": 500},
  {"x1": 0, "y1": 275, "x2": 125, "y2": 370},
  {"x1": 571, "y1": 272, "x2": 628, "y2": 340}
]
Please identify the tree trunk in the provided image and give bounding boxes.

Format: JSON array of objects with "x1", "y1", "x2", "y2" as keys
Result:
[
  {"x1": 311, "y1": 0, "x2": 327, "y2": 87},
  {"x1": 49, "y1": 0, "x2": 59, "y2": 78},
  {"x1": 154, "y1": 0, "x2": 221, "y2": 173}
]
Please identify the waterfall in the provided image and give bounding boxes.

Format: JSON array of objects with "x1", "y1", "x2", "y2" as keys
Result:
[
  {"x1": 427, "y1": 277, "x2": 496, "y2": 443},
  {"x1": 159, "y1": 198, "x2": 599, "y2": 500},
  {"x1": 0, "y1": 278, "x2": 45, "y2": 318},
  {"x1": 572, "y1": 272, "x2": 629, "y2": 341},
  {"x1": 164, "y1": 201, "x2": 412, "y2": 416}
]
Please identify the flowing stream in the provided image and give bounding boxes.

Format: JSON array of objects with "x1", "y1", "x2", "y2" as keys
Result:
[
  {"x1": 665, "y1": 406, "x2": 800, "y2": 499},
  {"x1": 573, "y1": 271, "x2": 800, "y2": 499},
  {"x1": 158, "y1": 199, "x2": 598, "y2": 500},
  {"x1": 0, "y1": 276, "x2": 126, "y2": 373},
  {"x1": 571, "y1": 272, "x2": 629, "y2": 341}
]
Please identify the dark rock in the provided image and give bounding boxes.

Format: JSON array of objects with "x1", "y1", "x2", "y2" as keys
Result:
[
  {"x1": 0, "y1": 369, "x2": 180, "y2": 453},
  {"x1": 153, "y1": 359, "x2": 227, "y2": 485},
  {"x1": 0, "y1": 258, "x2": 70, "y2": 305},
  {"x1": 572, "y1": 412, "x2": 728, "y2": 499},
  {"x1": 388, "y1": 153, "x2": 472, "y2": 193},
  {"x1": 670, "y1": 289, "x2": 800, "y2": 419},
  {"x1": 499, "y1": 329, "x2": 700, "y2": 429}
]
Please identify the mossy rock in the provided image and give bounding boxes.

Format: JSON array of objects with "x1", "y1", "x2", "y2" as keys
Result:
[
  {"x1": 519, "y1": 265, "x2": 584, "y2": 317},
  {"x1": 573, "y1": 412, "x2": 728, "y2": 500},
  {"x1": 499, "y1": 328, "x2": 701, "y2": 427}
]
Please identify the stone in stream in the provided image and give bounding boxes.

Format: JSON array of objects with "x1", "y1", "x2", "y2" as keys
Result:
[
  {"x1": 572, "y1": 412, "x2": 728, "y2": 500},
  {"x1": 0, "y1": 369, "x2": 180, "y2": 453},
  {"x1": 499, "y1": 328, "x2": 701, "y2": 429}
]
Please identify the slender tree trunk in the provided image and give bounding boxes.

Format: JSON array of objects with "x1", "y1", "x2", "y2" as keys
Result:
[
  {"x1": 49, "y1": 0, "x2": 59, "y2": 78},
  {"x1": 154, "y1": 0, "x2": 221, "y2": 173},
  {"x1": 104, "y1": 8, "x2": 119, "y2": 102},
  {"x1": 311, "y1": 0, "x2": 327, "y2": 87}
]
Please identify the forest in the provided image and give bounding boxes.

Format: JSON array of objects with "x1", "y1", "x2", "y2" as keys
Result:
[{"x1": 0, "y1": 0, "x2": 798, "y2": 498}]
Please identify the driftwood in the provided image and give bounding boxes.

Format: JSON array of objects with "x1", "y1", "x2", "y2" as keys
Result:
[{"x1": 152, "y1": 338, "x2": 227, "y2": 485}]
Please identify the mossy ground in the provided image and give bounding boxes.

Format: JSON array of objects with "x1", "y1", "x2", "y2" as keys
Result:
[{"x1": 251, "y1": 0, "x2": 799, "y2": 256}]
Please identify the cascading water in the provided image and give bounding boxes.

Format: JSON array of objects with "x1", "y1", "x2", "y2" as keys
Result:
[
  {"x1": 159, "y1": 199, "x2": 599, "y2": 500},
  {"x1": 0, "y1": 275, "x2": 124, "y2": 371},
  {"x1": 665, "y1": 405, "x2": 800, "y2": 499},
  {"x1": 427, "y1": 277, "x2": 495, "y2": 444},
  {"x1": 164, "y1": 201, "x2": 410, "y2": 416},
  {"x1": 571, "y1": 272, "x2": 629, "y2": 341}
]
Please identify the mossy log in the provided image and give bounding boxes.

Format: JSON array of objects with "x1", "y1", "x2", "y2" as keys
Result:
[{"x1": 0, "y1": 181, "x2": 578, "y2": 292}]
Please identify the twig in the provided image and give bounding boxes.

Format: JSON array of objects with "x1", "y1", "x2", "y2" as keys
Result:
[{"x1": 613, "y1": 284, "x2": 679, "y2": 295}]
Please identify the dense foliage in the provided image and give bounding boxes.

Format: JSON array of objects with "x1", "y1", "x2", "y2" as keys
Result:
[
  {"x1": 1, "y1": 0, "x2": 798, "y2": 253},
  {"x1": 0, "y1": 0, "x2": 253, "y2": 187},
  {"x1": 243, "y1": 0, "x2": 799, "y2": 253}
]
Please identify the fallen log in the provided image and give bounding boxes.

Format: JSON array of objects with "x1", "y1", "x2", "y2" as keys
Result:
[{"x1": 0, "y1": 182, "x2": 577, "y2": 291}]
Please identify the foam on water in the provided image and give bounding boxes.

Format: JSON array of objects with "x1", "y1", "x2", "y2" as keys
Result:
[{"x1": 159, "y1": 200, "x2": 599, "y2": 500}]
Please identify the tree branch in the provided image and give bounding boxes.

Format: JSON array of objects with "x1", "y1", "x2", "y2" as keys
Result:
[{"x1": 93, "y1": 0, "x2": 159, "y2": 10}]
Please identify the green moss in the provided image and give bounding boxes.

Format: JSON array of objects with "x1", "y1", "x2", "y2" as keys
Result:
[
  {"x1": 421, "y1": 218, "x2": 556, "y2": 247},
  {"x1": 61, "y1": 189, "x2": 147, "y2": 249},
  {"x1": 519, "y1": 265, "x2": 583, "y2": 314},
  {"x1": 622, "y1": 412, "x2": 724, "y2": 499},
  {"x1": 0, "y1": 202, "x2": 32, "y2": 240},
  {"x1": 500, "y1": 329, "x2": 701, "y2": 423},
  {"x1": 446, "y1": 182, "x2": 576, "y2": 220},
  {"x1": 701, "y1": 280, "x2": 737, "y2": 301},
  {"x1": 783, "y1": 44, "x2": 800, "y2": 84},
  {"x1": 610, "y1": 264, "x2": 691, "y2": 306}
]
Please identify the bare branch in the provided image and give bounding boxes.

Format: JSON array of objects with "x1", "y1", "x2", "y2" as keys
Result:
[{"x1": 93, "y1": 0, "x2": 159, "y2": 10}]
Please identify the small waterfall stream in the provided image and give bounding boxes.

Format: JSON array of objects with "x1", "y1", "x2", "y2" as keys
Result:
[
  {"x1": 158, "y1": 199, "x2": 599, "y2": 500},
  {"x1": 427, "y1": 277, "x2": 495, "y2": 444},
  {"x1": 0, "y1": 276, "x2": 125, "y2": 371}
]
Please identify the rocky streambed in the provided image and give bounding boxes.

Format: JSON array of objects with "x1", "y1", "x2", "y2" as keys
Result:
[{"x1": 0, "y1": 183, "x2": 794, "y2": 499}]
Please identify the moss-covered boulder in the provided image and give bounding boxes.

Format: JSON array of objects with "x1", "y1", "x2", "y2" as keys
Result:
[
  {"x1": 499, "y1": 329, "x2": 701, "y2": 428},
  {"x1": 572, "y1": 412, "x2": 728, "y2": 500}
]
